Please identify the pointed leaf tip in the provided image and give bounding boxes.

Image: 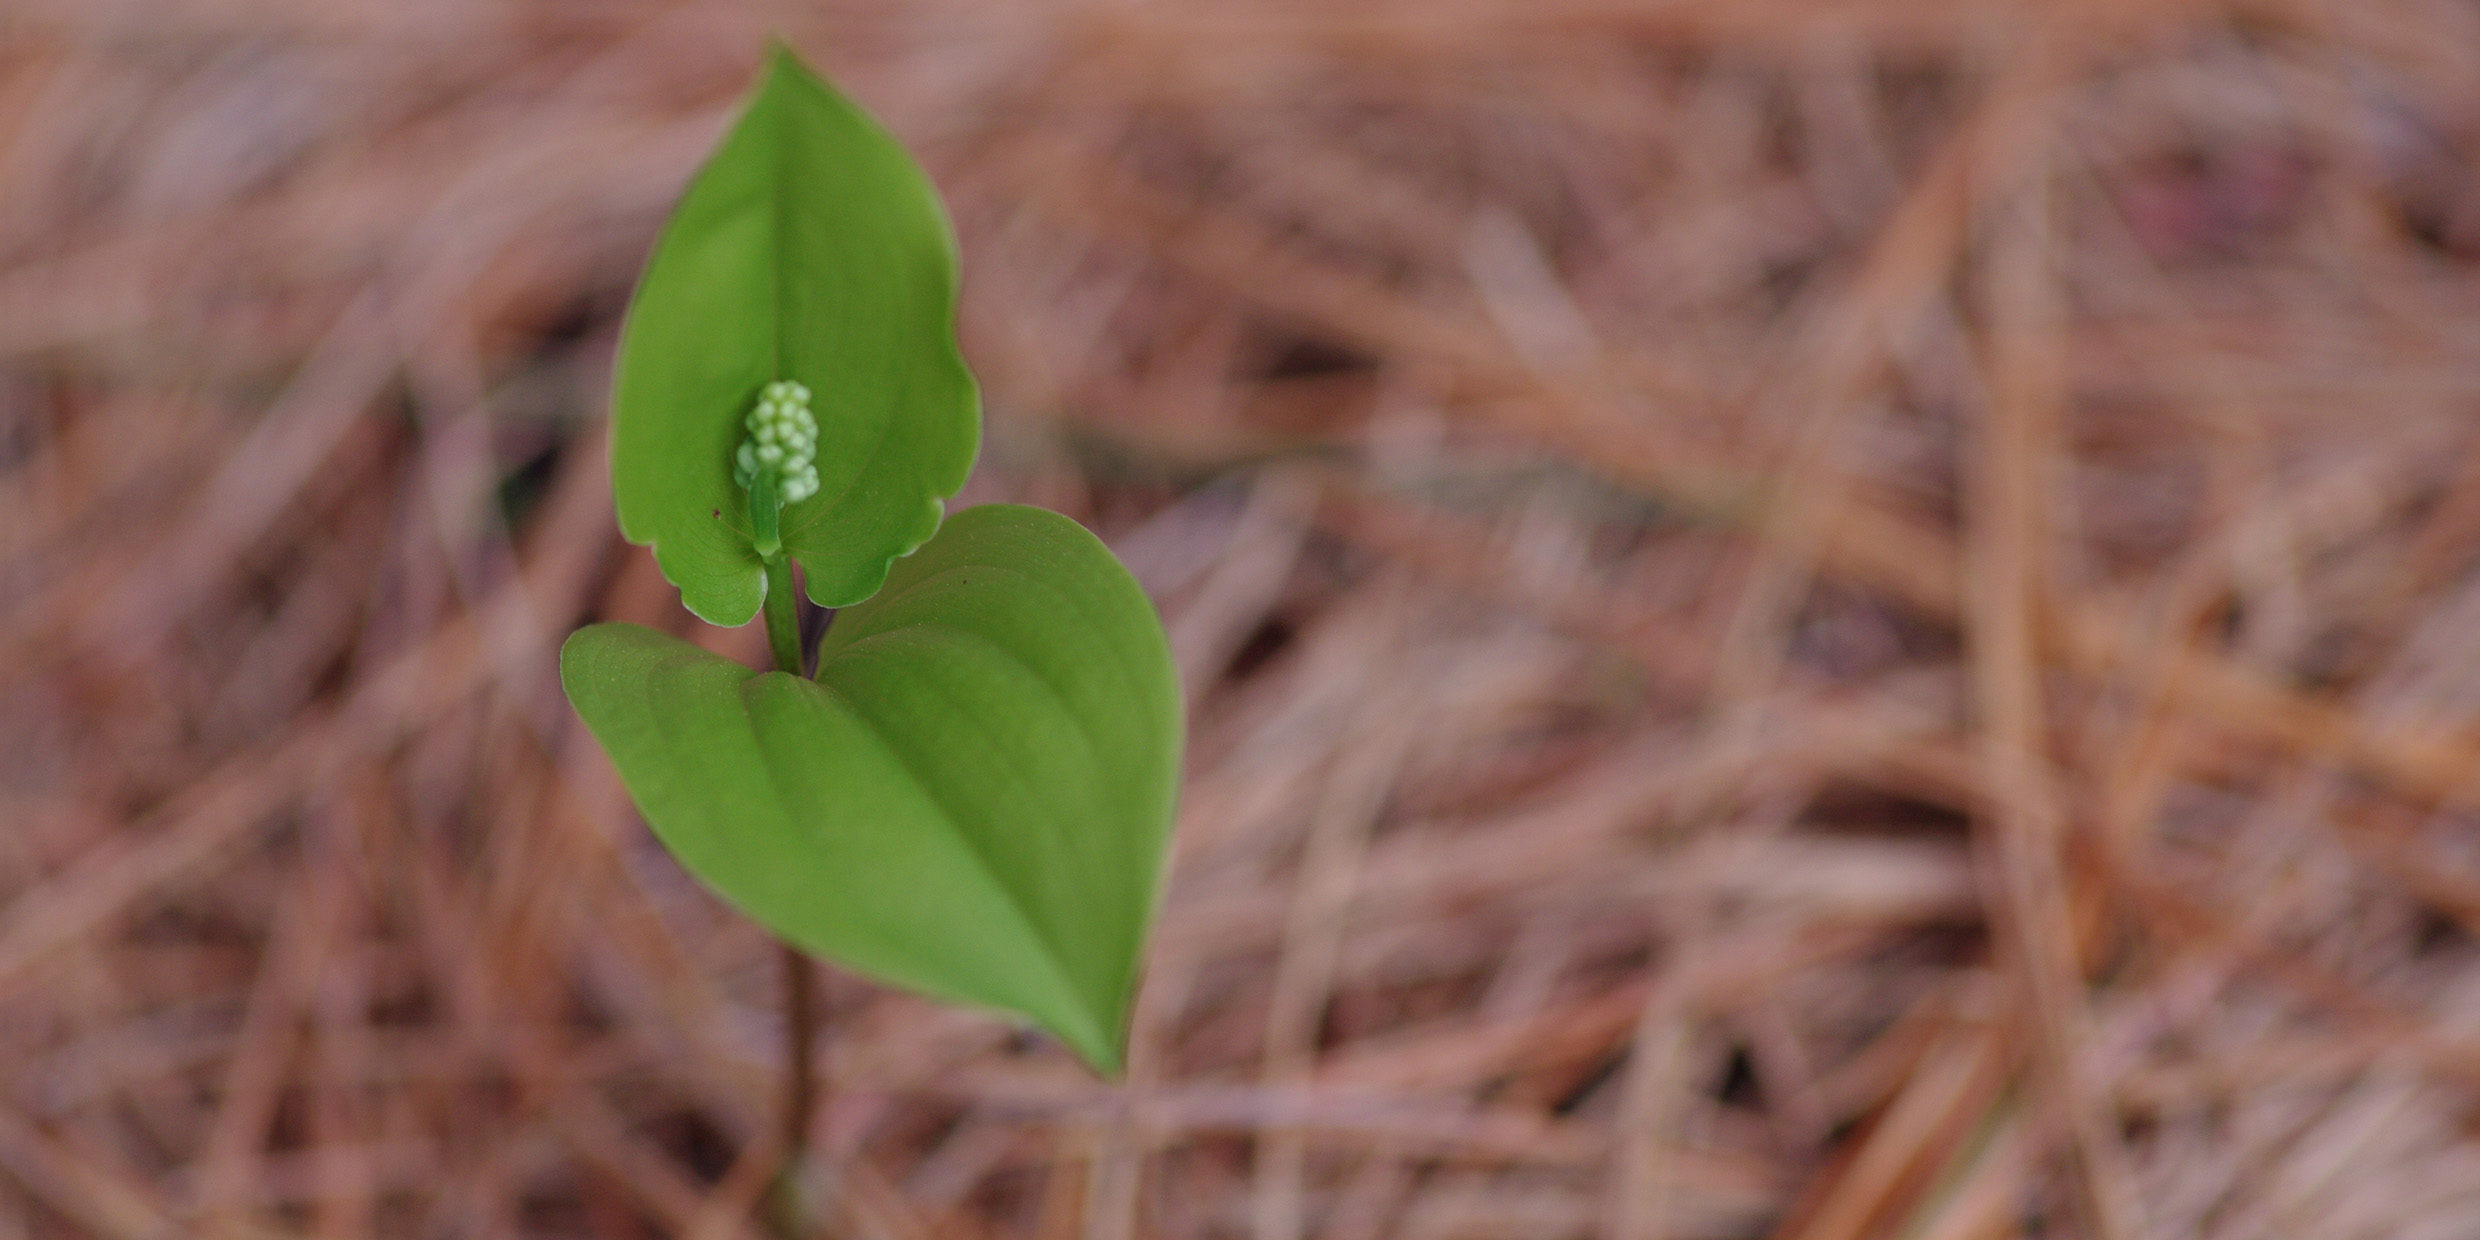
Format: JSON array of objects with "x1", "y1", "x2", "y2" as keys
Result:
[{"x1": 610, "y1": 43, "x2": 978, "y2": 625}]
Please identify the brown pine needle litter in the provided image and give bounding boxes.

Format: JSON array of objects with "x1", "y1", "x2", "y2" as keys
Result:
[{"x1": 6, "y1": 1, "x2": 2480, "y2": 1236}]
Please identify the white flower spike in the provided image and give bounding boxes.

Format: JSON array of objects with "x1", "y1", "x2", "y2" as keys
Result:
[
  {"x1": 732, "y1": 380, "x2": 821, "y2": 505},
  {"x1": 734, "y1": 380, "x2": 820, "y2": 559}
]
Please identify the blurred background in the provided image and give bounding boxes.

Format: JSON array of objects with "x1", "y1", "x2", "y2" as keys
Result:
[{"x1": 7, "y1": 1, "x2": 2480, "y2": 1237}]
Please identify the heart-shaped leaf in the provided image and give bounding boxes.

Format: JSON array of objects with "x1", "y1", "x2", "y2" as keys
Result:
[
  {"x1": 611, "y1": 42, "x2": 978, "y2": 625},
  {"x1": 561, "y1": 506, "x2": 1182, "y2": 1073}
]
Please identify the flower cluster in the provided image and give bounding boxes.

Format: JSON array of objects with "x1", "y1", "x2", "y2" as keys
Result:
[{"x1": 732, "y1": 380, "x2": 820, "y2": 504}]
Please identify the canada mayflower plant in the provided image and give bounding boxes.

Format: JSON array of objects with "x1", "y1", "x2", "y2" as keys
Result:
[{"x1": 561, "y1": 41, "x2": 1181, "y2": 1093}]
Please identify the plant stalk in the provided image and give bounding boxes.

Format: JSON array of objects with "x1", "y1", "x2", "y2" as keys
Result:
[
  {"x1": 760, "y1": 559, "x2": 820, "y2": 1236},
  {"x1": 774, "y1": 942, "x2": 818, "y2": 1232},
  {"x1": 750, "y1": 469, "x2": 784, "y2": 560},
  {"x1": 762, "y1": 555, "x2": 804, "y2": 678}
]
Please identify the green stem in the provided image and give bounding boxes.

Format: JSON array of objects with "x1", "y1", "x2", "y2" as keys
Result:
[
  {"x1": 750, "y1": 469, "x2": 784, "y2": 560},
  {"x1": 772, "y1": 943, "x2": 819, "y2": 1236},
  {"x1": 760, "y1": 552, "x2": 818, "y2": 1236},
  {"x1": 762, "y1": 555, "x2": 803, "y2": 678}
]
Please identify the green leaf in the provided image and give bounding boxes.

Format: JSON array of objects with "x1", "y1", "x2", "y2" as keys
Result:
[
  {"x1": 561, "y1": 506, "x2": 1183, "y2": 1073},
  {"x1": 611, "y1": 42, "x2": 978, "y2": 625}
]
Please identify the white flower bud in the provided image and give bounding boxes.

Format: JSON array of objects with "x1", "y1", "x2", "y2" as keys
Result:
[{"x1": 733, "y1": 380, "x2": 822, "y2": 507}]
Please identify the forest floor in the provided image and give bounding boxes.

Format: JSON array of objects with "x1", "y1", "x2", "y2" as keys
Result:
[{"x1": 7, "y1": 1, "x2": 2480, "y2": 1237}]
